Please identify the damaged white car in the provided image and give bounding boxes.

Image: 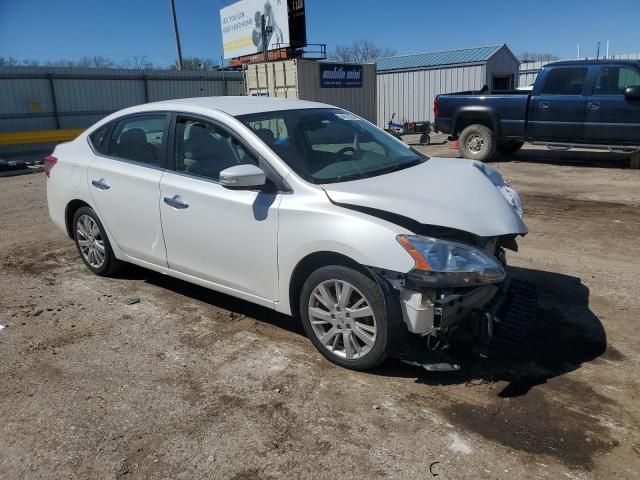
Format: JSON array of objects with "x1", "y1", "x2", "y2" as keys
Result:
[{"x1": 46, "y1": 97, "x2": 536, "y2": 371}]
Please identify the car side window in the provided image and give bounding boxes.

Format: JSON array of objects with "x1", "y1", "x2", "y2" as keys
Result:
[
  {"x1": 594, "y1": 67, "x2": 640, "y2": 95},
  {"x1": 108, "y1": 115, "x2": 166, "y2": 165},
  {"x1": 89, "y1": 124, "x2": 110, "y2": 155},
  {"x1": 541, "y1": 68, "x2": 588, "y2": 95},
  {"x1": 174, "y1": 117, "x2": 258, "y2": 181}
]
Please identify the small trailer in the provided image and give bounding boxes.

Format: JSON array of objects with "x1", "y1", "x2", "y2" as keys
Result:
[{"x1": 386, "y1": 113, "x2": 431, "y2": 145}]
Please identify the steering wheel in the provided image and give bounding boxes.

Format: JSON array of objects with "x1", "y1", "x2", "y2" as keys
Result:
[{"x1": 336, "y1": 146, "x2": 356, "y2": 158}]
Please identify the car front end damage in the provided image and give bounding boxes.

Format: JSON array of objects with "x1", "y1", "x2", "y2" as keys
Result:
[
  {"x1": 322, "y1": 157, "x2": 537, "y2": 370},
  {"x1": 373, "y1": 233, "x2": 538, "y2": 371}
]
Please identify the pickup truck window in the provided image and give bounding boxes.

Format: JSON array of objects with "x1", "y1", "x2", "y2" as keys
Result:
[
  {"x1": 594, "y1": 67, "x2": 640, "y2": 95},
  {"x1": 541, "y1": 67, "x2": 588, "y2": 95}
]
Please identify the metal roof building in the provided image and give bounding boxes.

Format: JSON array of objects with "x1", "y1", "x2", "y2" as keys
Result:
[{"x1": 374, "y1": 44, "x2": 519, "y2": 126}]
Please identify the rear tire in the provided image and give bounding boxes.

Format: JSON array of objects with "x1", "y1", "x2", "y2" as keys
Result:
[
  {"x1": 419, "y1": 133, "x2": 431, "y2": 145},
  {"x1": 459, "y1": 124, "x2": 495, "y2": 161},
  {"x1": 73, "y1": 206, "x2": 122, "y2": 276},
  {"x1": 497, "y1": 141, "x2": 524, "y2": 155},
  {"x1": 299, "y1": 265, "x2": 392, "y2": 371}
]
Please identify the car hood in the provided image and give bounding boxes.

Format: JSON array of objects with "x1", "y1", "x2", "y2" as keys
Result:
[{"x1": 322, "y1": 157, "x2": 528, "y2": 238}]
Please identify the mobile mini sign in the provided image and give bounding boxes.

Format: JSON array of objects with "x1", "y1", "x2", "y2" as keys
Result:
[
  {"x1": 220, "y1": 0, "x2": 291, "y2": 59},
  {"x1": 319, "y1": 64, "x2": 363, "y2": 88}
]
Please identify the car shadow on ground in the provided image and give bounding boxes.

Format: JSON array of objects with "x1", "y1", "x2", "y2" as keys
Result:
[
  {"x1": 489, "y1": 149, "x2": 632, "y2": 169},
  {"x1": 373, "y1": 266, "x2": 608, "y2": 398},
  {"x1": 115, "y1": 265, "x2": 306, "y2": 336},
  {"x1": 116, "y1": 264, "x2": 607, "y2": 398}
]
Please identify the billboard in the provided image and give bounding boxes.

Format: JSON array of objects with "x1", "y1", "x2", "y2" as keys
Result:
[{"x1": 220, "y1": 0, "x2": 290, "y2": 59}]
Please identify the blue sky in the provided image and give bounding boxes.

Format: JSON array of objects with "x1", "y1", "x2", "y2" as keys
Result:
[{"x1": 0, "y1": 0, "x2": 638, "y2": 66}]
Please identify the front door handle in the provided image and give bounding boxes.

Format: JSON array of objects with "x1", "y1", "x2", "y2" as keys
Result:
[
  {"x1": 539, "y1": 102, "x2": 551, "y2": 110},
  {"x1": 588, "y1": 102, "x2": 601, "y2": 110},
  {"x1": 91, "y1": 178, "x2": 110, "y2": 190},
  {"x1": 163, "y1": 195, "x2": 189, "y2": 209}
]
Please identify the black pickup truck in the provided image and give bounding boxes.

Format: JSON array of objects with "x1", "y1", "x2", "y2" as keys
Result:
[{"x1": 434, "y1": 60, "x2": 640, "y2": 161}]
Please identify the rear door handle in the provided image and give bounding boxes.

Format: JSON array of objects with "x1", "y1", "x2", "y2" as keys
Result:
[
  {"x1": 588, "y1": 102, "x2": 601, "y2": 110},
  {"x1": 539, "y1": 102, "x2": 551, "y2": 110},
  {"x1": 163, "y1": 195, "x2": 189, "y2": 209},
  {"x1": 91, "y1": 178, "x2": 110, "y2": 190}
]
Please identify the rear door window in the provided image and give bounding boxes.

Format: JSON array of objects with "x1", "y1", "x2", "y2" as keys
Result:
[
  {"x1": 107, "y1": 115, "x2": 167, "y2": 166},
  {"x1": 594, "y1": 67, "x2": 640, "y2": 95},
  {"x1": 541, "y1": 68, "x2": 588, "y2": 95},
  {"x1": 89, "y1": 124, "x2": 111, "y2": 155}
]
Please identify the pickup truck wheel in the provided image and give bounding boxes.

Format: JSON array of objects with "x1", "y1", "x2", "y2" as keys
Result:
[
  {"x1": 497, "y1": 141, "x2": 524, "y2": 155},
  {"x1": 300, "y1": 265, "x2": 390, "y2": 371},
  {"x1": 459, "y1": 124, "x2": 495, "y2": 161}
]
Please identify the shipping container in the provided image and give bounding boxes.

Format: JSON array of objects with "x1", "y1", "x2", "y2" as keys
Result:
[{"x1": 244, "y1": 59, "x2": 377, "y2": 124}]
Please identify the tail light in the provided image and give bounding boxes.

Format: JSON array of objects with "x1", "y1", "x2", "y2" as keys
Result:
[
  {"x1": 433, "y1": 97, "x2": 439, "y2": 119},
  {"x1": 43, "y1": 155, "x2": 57, "y2": 178}
]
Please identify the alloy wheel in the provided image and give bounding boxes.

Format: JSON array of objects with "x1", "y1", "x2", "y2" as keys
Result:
[
  {"x1": 466, "y1": 134, "x2": 485, "y2": 154},
  {"x1": 307, "y1": 279, "x2": 377, "y2": 360},
  {"x1": 76, "y1": 214, "x2": 106, "y2": 269}
]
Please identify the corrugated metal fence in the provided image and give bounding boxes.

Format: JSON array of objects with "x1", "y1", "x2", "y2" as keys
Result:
[
  {"x1": 0, "y1": 66, "x2": 244, "y2": 156},
  {"x1": 518, "y1": 53, "x2": 640, "y2": 87}
]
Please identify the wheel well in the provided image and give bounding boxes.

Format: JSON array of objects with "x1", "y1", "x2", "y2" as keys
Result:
[
  {"x1": 65, "y1": 199, "x2": 91, "y2": 239},
  {"x1": 288, "y1": 252, "x2": 368, "y2": 318},
  {"x1": 455, "y1": 116, "x2": 495, "y2": 137}
]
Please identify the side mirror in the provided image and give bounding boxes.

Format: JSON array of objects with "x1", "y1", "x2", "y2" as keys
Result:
[
  {"x1": 219, "y1": 164, "x2": 267, "y2": 189},
  {"x1": 624, "y1": 85, "x2": 640, "y2": 101}
]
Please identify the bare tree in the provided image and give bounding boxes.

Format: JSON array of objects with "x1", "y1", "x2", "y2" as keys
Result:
[
  {"x1": 170, "y1": 57, "x2": 219, "y2": 71},
  {"x1": 46, "y1": 59, "x2": 80, "y2": 67},
  {"x1": 519, "y1": 52, "x2": 560, "y2": 63},
  {"x1": 119, "y1": 56, "x2": 155, "y2": 70},
  {"x1": 0, "y1": 56, "x2": 20, "y2": 66},
  {"x1": 76, "y1": 56, "x2": 115, "y2": 68},
  {"x1": 331, "y1": 40, "x2": 396, "y2": 63}
]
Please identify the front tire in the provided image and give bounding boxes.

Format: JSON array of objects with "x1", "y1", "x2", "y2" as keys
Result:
[
  {"x1": 73, "y1": 206, "x2": 121, "y2": 276},
  {"x1": 459, "y1": 124, "x2": 495, "y2": 161},
  {"x1": 299, "y1": 265, "x2": 390, "y2": 371}
]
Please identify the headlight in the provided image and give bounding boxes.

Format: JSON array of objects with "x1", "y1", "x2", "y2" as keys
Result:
[{"x1": 397, "y1": 235, "x2": 506, "y2": 287}]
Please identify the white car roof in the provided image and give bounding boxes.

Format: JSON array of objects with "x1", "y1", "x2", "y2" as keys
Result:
[{"x1": 142, "y1": 96, "x2": 335, "y2": 117}]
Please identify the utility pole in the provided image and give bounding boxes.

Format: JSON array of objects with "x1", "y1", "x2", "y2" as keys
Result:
[
  {"x1": 261, "y1": 14, "x2": 273, "y2": 62},
  {"x1": 170, "y1": 0, "x2": 184, "y2": 70}
]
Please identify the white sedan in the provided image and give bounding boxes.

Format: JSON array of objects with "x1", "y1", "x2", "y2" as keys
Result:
[{"x1": 45, "y1": 97, "x2": 534, "y2": 371}]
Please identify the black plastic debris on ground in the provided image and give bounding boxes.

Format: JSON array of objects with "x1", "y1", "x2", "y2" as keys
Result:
[{"x1": 0, "y1": 158, "x2": 44, "y2": 177}]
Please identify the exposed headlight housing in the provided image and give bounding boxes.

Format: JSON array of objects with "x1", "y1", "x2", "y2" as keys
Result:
[{"x1": 397, "y1": 235, "x2": 506, "y2": 287}]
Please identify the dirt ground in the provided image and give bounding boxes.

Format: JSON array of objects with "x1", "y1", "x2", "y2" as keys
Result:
[{"x1": 1, "y1": 137, "x2": 640, "y2": 480}]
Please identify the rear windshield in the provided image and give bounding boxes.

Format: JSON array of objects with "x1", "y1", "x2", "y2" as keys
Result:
[{"x1": 237, "y1": 108, "x2": 427, "y2": 184}]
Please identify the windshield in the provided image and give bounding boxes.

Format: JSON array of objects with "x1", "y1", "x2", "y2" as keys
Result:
[{"x1": 237, "y1": 108, "x2": 427, "y2": 184}]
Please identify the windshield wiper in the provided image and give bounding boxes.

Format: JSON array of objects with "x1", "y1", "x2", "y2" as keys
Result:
[
  {"x1": 374, "y1": 157, "x2": 425, "y2": 177},
  {"x1": 317, "y1": 157, "x2": 426, "y2": 184}
]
